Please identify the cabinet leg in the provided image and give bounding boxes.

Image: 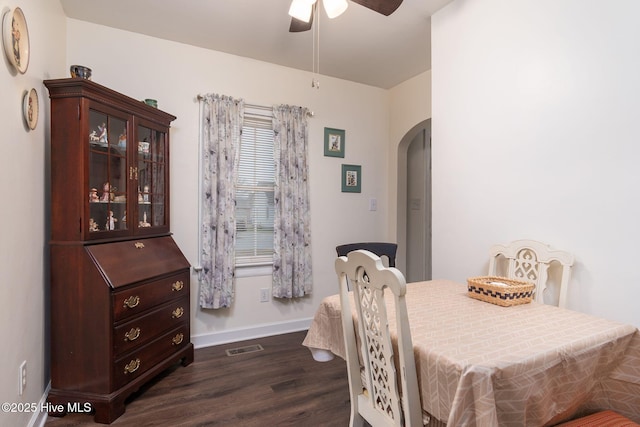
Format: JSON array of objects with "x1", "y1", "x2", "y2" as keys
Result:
[
  {"x1": 45, "y1": 398, "x2": 67, "y2": 418},
  {"x1": 181, "y1": 344, "x2": 194, "y2": 367}
]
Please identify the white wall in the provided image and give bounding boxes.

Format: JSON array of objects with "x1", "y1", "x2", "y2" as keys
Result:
[
  {"x1": 0, "y1": 1, "x2": 66, "y2": 426},
  {"x1": 66, "y1": 19, "x2": 393, "y2": 344},
  {"x1": 432, "y1": 0, "x2": 640, "y2": 326}
]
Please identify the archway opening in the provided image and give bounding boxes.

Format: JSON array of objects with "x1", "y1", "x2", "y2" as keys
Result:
[{"x1": 396, "y1": 119, "x2": 431, "y2": 282}]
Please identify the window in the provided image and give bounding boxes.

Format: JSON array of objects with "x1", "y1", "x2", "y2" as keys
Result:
[{"x1": 235, "y1": 109, "x2": 275, "y2": 266}]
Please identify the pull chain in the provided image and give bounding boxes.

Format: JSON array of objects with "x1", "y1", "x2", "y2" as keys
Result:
[{"x1": 312, "y1": 4, "x2": 320, "y2": 89}]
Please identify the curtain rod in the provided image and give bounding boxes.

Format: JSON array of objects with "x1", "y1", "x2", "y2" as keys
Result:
[{"x1": 196, "y1": 95, "x2": 314, "y2": 117}]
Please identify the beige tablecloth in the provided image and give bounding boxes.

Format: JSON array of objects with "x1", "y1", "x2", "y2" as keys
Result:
[{"x1": 302, "y1": 280, "x2": 640, "y2": 426}]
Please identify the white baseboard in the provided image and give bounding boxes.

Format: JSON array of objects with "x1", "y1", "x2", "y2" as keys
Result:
[
  {"x1": 191, "y1": 318, "x2": 313, "y2": 349},
  {"x1": 29, "y1": 382, "x2": 51, "y2": 427}
]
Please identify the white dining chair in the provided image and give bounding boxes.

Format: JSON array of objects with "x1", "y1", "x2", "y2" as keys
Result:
[
  {"x1": 336, "y1": 249, "x2": 423, "y2": 427},
  {"x1": 488, "y1": 239, "x2": 575, "y2": 308}
]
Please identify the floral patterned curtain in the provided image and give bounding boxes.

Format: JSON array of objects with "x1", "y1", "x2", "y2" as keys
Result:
[
  {"x1": 200, "y1": 94, "x2": 244, "y2": 308},
  {"x1": 272, "y1": 105, "x2": 313, "y2": 298}
]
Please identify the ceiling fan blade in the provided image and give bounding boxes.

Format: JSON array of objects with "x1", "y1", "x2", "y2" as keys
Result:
[
  {"x1": 350, "y1": 0, "x2": 404, "y2": 16},
  {"x1": 289, "y1": 16, "x2": 313, "y2": 32},
  {"x1": 287, "y1": 0, "x2": 401, "y2": 32},
  {"x1": 289, "y1": 3, "x2": 315, "y2": 32}
]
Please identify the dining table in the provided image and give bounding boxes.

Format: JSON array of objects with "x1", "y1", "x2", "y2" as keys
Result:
[{"x1": 301, "y1": 279, "x2": 640, "y2": 426}]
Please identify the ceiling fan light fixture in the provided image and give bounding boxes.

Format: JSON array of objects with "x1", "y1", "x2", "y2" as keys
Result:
[
  {"x1": 288, "y1": 0, "x2": 316, "y2": 23},
  {"x1": 323, "y1": 0, "x2": 348, "y2": 19}
]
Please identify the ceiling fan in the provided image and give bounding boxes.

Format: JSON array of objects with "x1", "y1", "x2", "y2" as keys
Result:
[{"x1": 288, "y1": 0, "x2": 404, "y2": 32}]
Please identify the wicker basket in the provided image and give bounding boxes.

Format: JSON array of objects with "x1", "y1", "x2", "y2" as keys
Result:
[{"x1": 467, "y1": 276, "x2": 535, "y2": 307}]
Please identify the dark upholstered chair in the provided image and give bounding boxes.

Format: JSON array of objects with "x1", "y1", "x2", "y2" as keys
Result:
[{"x1": 336, "y1": 242, "x2": 398, "y2": 267}]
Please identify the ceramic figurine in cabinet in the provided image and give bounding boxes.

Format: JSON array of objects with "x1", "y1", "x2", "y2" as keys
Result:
[
  {"x1": 118, "y1": 130, "x2": 127, "y2": 149},
  {"x1": 88, "y1": 218, "x2": 99, "y2": 232},
  {"x1": 143, "y1": 185, "x2": 149, "y2": 202},
  {"x1": 98, "y1": 123, "x2": 108, "y2": 144},
  {"x1": 100, "y1": 182, "x2": 112, "y2": 202},
  {"x1": 89, "y1": 188, "x2": 99, "y2": 202},
  {"x1": 139, "y1": 211, "x2": 151, "y2": 227},
  {"x1": 106, "y1": 211, "x2": 117, "y2": 230},
  {"x1": 100, "y1": 182, "x2": 110, "y2": 202}
]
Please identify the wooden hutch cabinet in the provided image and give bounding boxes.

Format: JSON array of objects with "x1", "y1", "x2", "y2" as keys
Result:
[{"x1": 44, "y1": 78, "x2": 193, "y2": 423}]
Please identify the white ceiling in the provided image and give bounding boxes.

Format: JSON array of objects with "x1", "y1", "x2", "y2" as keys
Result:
[{"x1": 59, "y1": 0, "x2": 453, "y2": 89}]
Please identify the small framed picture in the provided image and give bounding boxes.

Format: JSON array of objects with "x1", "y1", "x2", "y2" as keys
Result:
[
  {"x1": 341, "y1": 164, "x2": 361, "y2": 193},
  {"x1": 324, "y1": 127, "x2": 345, "y2": 158}
]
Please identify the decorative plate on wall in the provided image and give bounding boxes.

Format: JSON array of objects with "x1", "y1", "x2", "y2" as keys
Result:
[
  {"x1": 2, "y1": 7, "x2": 30, "y2": 74},
  {"x1": 23, "y1": 88, "x2": 38, "y2": 130}
]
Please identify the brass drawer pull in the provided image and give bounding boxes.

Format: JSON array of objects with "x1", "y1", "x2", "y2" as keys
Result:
[
  {"x1": 171, "y1": 280, "x2": 184, "y2": 292},
  {"x1": 172, "y1": 333, "x2": 184, "y2": 346},
  {"x1": 124, "y1": 327, "x2": 141, "y2": 342},
  {"x1": 124, "y1": 358, "x2": 140, "y2": 374},
  {"x1": 134, "y1": 241, "x2": 145, "y2": 249},
  {"x1": 172, "y1": 307, "x2": 184, "y2": 319},
  {"x1": 123, "y1": 295, "x2": 140, "y2": 309}
]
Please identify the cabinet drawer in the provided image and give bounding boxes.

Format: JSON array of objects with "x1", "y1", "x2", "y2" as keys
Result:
[
  {"x1": 113, "y1": 296, "x2": 189, "y2": 356},
  {"x1": 113, "y1": 272, "x2": 189, "y2": 322},
  {"x1": 114, "y1": 324, "x2": 189, "y2": 389}
]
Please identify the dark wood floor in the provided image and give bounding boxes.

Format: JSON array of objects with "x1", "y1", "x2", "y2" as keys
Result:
[{"x1": 45, "y1": 331, "x2": 351, "y2": 426}]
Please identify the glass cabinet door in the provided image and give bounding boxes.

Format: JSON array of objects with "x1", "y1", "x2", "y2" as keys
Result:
[
  {"x1": 88, "y1": 109, "x2": 129, "y2": 235},
  {"x1": 137, "y1": 124, "x2": 167, "y2": 232}
]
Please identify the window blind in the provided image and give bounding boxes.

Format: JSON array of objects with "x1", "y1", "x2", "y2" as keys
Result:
[{"x1": 236, "y1": 110, "x2": 275, "y2": 265}]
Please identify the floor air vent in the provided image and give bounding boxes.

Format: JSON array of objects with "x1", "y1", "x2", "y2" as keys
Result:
[{"x1": 225, "y1": 344, "x2": 264, "y2": 356}]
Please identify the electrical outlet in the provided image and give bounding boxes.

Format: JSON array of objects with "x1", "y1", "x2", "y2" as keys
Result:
[
  {"x1": 19, "y1": 361, "x2": 26, "y2": 396},
  {"x1": 260, "y1": 288, "x2": 270, "y2": 303}
]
